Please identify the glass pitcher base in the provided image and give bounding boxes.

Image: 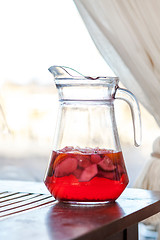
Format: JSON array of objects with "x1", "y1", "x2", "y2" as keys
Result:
[{"x1": 58, "y1": 200, "x2": 115, "y2": 206}]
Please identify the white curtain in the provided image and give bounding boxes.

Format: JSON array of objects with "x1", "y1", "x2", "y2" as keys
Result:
[{"x1": 74, "y1": 0, "x2": 160, "y2": 126}]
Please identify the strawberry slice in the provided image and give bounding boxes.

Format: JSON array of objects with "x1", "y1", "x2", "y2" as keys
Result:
[
  {"x1": 77, "y1": 155, "x2": 91, "y2": 168},
  {"x1": 79, "y1": 164, "x2": 98, "y2": 182},
  {"x1": 98, "y1": 156, "x2": 116, "y2": 171},
  {"x1": 98, "y1": 170, "x2": 116, "y2": 180},
  {"x1": 117, "y1": 164, "x2": 125, "y2": 174},
  {"x1": 78, "y1": 147, "x2": 95, "y2": 154},
  {"x1": 54, "y1": 157, "x2": 78, "y2": 177},
  {"x1": 60, "y1": 146, "x2": 74, "y2": 153},
  {"x1": 73, "y1": 168, "x2": 83, "y2": 179},
  {"x1": 90, "y1": 154, "x2": 101, "y2": 164}
]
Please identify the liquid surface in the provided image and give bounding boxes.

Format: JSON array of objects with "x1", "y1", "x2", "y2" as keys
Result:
[{"x1": 44, "y1": 146, "x2": 129, "y2": 202}]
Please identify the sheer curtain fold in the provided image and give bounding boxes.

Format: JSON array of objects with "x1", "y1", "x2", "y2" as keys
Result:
[{"x1": 74, "y1": 0, "x2": 160, "y2": 126}]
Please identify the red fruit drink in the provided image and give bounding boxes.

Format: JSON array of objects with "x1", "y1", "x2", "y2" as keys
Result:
[{"x1": 44, "y1": 146, "x2": 129, "y2": 203}]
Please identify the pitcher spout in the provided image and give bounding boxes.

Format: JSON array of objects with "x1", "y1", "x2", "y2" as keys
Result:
[{"x1": 48, "y1": 66, "x2": 73, "y2": 79}]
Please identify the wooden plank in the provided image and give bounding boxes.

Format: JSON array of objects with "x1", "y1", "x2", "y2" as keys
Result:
[
  {"x1": 0, "y1": 193, "x2": 40, "y2": 207},
  {"x1": 0, "y1": 192, "x2": 30, "y2": 203},
  {"x1": 0, "y1": 191, "x2": 55, "y2": 219}
]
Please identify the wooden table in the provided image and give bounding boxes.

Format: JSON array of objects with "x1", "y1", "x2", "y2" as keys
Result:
[{"x1": 0, "y1": 180, "x2": 160, "y2": 240}]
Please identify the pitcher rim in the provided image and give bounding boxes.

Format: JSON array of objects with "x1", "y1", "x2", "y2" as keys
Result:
[{"x1": 48, "y1": 65, "x2": 119, "y2": 83}]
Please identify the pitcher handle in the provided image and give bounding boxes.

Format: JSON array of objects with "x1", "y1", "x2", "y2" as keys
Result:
[{"x1": 115, "y1": 87, "x2": 142, "y2": 147}]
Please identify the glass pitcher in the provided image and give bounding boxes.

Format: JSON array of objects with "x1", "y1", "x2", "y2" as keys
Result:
[{"x1": 44, "y1": 66, "x2": 141, "y2": 204}]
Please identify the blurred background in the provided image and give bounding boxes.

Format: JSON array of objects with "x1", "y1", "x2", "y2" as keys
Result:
[{"x1": 0, "y1": 0, "x2": 159, "y2": 186}]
